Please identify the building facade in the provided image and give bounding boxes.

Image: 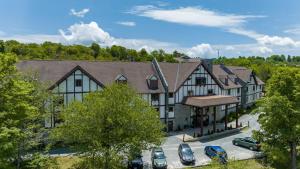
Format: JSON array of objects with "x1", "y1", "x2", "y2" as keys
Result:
[{"x1": 17, "y1": 59, "x2": 264, "y2": 132}]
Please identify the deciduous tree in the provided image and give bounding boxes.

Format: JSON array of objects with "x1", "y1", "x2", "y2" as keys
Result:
[
  {"x1": 52, "y1": 84, "x2": 165, "y2": 168},
  {"x1": 253, "y1": 67, "x2": 300, "y2": 169}
]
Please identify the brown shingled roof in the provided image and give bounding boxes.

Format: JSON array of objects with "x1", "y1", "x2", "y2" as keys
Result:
[
  {"x1": 17, "y1": 60, "x2": 164, "y2": 93},
  {"x1": 213, "y1": 65, "x2": 241, "y2": 89},
  {"x1": 158, "y1": 62, "x2": 201, "y2": 92},
  {"x1": 184, "y1": 95, "x2": 239, "y2": 107},
  {"x1": 227, "y1": 66, "x2": 265, "y2": 85}
]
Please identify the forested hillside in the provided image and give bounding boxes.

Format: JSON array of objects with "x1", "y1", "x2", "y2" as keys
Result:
[
  {"x1": 1, "y1": 39, "x2": 300, "y2": 83},
  {"x1": 0, "y1": 40, "x2": 184, "y2": 62},
  {"x1": 214, "y1": 55, "x2": 300, "y2": 82}
]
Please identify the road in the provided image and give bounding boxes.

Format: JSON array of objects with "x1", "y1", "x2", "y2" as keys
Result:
[{"x1": 142, "y1": 114, "x2": 262, "y2": 169}]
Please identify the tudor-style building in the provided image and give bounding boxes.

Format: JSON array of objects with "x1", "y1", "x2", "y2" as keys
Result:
[{"x1": 17, "y1": 59, "x2": 264, "y2": 133}]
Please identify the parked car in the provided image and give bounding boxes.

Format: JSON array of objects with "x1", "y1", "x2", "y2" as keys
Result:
[
  {"x1": 204, "y1": 146, "x2": 228, "y2": 164},
  {"x1": 178, "y1": 143, "x2": 195, "y2": 165},
  {"x1": 151, "y1": 147, "x2": 167, "y2": 169},
  {"x1": 128, "y1": 154, "x2": 143, "y2": 169},
  {"x1": 232, "y1": 137, "x2": 260, "y2": 151}
]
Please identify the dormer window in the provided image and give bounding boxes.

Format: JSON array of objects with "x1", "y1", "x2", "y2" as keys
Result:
[
  {"x1": 147, "y1": 75, "x2": 158, "y2": 90},
  {"x1": 115, "y1": 74, "x2": 127, "y2": 84}
]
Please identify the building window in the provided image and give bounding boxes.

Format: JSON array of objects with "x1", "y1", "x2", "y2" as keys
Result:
[
  {"x1": 169, "y1": 93, "x2": 173, "y2": 98},
  {"x1": 227, "y1": 89, "x2": 231, "y2": 95},
  {"x1": 148, "y1": 75, "x2": 158, "y2": 90},
  {"x1": 237, "y1": 88, "x2": 240, "y2": 94},
  {"x1": 75, "y1": 79, "x2": 82, "y2": 87},
  {"x1": 253, "y1": 85, "x2": 256, "y2": 91},
  {"x1": 115, "y1": 74, "x2": 127, "y2": 84},
  {"x1": 208, "y1": 89, "x2": 214, "y2": 95},
  {"x1": 151, "y1": 93, "x2": 159, "y2": 101},
  {"x1": 168, "y1": 106, "x2": 174, "y2": 112},
  {"x1": 195, "y1": 77, "x2": 206, "y2": 86},
  {"x1": 188, "y1": 90, "x2": 193, "y2": 96}
]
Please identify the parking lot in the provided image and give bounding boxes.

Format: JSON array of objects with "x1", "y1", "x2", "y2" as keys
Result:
[{"x1": 142, "y1": 114, "x2": 262, "y2": 169}]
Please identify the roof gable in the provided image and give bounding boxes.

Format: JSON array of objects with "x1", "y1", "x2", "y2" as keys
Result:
[{"x1": 17, "y1": 60, "x2": 164, "y2": 93}]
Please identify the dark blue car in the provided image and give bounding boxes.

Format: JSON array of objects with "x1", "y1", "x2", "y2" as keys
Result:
[{"x1": 204, "y1": 146, "x2": 228, "y2": 164}]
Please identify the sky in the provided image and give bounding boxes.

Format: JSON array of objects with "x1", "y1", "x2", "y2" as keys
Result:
[{"x1": 0, "y1": 0, "x2": 300, "y2": 58}]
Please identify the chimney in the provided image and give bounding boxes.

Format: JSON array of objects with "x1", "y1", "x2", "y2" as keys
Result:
[
  {"x1": 202, "y1": 59, "x2": 213, "y2": 73},
  {"x1": 219, "y1": 75, "x2": 228, "y2": 86},
  {"x1": 225, "y1": 78, "x2": 228, "y2": 85},
  {"x1": 234, "y1": 78, "x2": 239, "y2": 84}
]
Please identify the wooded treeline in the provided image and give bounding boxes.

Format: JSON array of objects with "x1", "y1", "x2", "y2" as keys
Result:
[
  {"x1": 214, "y1": 56, "x2": 300, "y2": 83},
  {"x1": 1, "y1": 39, "x2": 300, "y2": 83},
  {"x1": 0, "y1": 40, "x2": 184, "y2": 62}
]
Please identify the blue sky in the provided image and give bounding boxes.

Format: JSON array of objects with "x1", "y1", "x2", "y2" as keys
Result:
[{"x1": 1, "y1": 0, "x2": 300, "y2": 57}]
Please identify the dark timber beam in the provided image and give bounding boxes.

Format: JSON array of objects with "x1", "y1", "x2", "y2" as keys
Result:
[
  {"x1": 213, "y1": 106, "x2": 216, "y2": 133},
  {"x1": 225, "y1": 104, "x2": 228, "y2": 130},
  {"x1": 236, "y1": 103, "x2": 239, "y2": 128},
  {"x1": 200, "y1": 107, "x2": 204, "y2": 136}
]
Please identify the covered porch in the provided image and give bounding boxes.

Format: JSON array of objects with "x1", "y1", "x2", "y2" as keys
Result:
[{"x1": 184, "y1": 95, "x2": 240, "y2": 137}]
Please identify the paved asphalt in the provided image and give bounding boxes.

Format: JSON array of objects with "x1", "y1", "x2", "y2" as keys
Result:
[{"x1": 142, "y1": 114, "x2": 262, "y2": 169}]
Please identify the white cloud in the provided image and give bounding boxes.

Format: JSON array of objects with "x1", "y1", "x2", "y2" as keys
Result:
[
  {"x1": 59, "y1": 21, "x2": 177, "y2": 51},
  {"x1": 116, "y1": 21, "x2": 136, "y2": 27},
  {"x1": 70, "y1": 8, "x2": 90, "y2": 18},
  {"x1": 2, "y1": 21, "x2": 300, "y2": 58},
  {"x1": 227, "y1": 28, "x2": 262, "y2": 39},
  {"x1": 130, "y1": 6, "x2": 263, "y2": 28},
  {"x1": 129, "y1": 5, "x2": 300, "y2": 49},
  {"x1": 0, "y1": 34, "x2": 61, "y2": 43},
  {"x1": 59, "y1": 22, "x2": 114, "y2": 45},
  {"x1": 257, "y1": 46, "x2": 273, "y2": 54},
  {"x1": 257, "y1": 35, "x2": 300, "y2": 47},
  {"x1": 284, "y1": 26, "x2": 300, "y2": 35},
  {"x1": 185, "y1": 44, "x2": 216, "y2": 58},
  {"x1": 228, "y1": 27, "x2": 300, "y2": 47}
]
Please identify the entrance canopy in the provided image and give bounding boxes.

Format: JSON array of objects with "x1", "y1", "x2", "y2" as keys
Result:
[{"x1": 183, "y1": 95, "x2": 239, "y2": 107}]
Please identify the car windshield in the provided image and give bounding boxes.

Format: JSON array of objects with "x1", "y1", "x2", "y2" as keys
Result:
[
  {"x1": 154, "y1": 152, "x2": 165, "y2": 159},
  {"x1": 182, "y1": 148, "x2": 193, "y2": 154},
  {"x1": 217, "y1": 151, "x2": 226, "y2": 156},
  {"x1": 246, "y1": 137, "x2": 259, "y2": 143}
]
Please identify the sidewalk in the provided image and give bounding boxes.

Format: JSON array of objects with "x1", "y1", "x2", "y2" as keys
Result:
[{"x1": 168, "y1": 114, "x2": 255, "y2": 142}]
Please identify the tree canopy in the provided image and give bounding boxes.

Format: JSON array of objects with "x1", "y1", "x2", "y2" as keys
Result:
[
  {"x1": 51, "y1": 84, "x2": 165, "y2": 168},
  {"x1": 0, "y1": 40, "x2": 179, "y2": 62},
  {"x1": 253, "y1": 67, "x2": 300, "y2": 169}
]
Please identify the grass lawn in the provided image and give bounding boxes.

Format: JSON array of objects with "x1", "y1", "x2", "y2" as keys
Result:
[
  {"x1": 54, "y1": 157, "x2": 272, "y2": 169},
  {"x1": 197, "y1": 159, "x2": 273, "y2": 169},
  {"x1": 53, "y1": 156, "x2": 81, "y2": 169}
]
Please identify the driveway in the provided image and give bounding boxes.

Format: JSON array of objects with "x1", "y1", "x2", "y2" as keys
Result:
[{"x1": 142, "y1": 114, "x2": 261, "y2": 169}]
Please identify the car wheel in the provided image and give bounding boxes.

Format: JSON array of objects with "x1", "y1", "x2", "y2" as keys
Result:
[
  {"x1": 234, "y1": 142, "x2": 238, "y2": 146},
  {"x1": 249, "y1": 147, "x2": 254, "y2": 151}
]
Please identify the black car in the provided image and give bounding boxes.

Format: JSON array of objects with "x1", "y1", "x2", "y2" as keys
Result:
[
  {"x1": 128, "y1": 155, "x2": 143, "y2": 169},
  {"x1": 178, "y1": 143, "x2": 195, "y2": 165},
  {"x1": 151, "y1": 147, "x2": 167, "y2": 169}
]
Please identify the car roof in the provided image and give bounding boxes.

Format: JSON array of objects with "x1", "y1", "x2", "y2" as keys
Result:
[
  {"x1": 210, "y1": 146, "x2": 225, "y2": 152},
  {"x1": 180, "y1": 143, "x2": 191, "y2": 148}
]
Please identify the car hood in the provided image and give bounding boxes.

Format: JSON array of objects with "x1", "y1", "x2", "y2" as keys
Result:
[
  {"x1": 183, "y1": 154, "x2": 194, "y2": 161},
  {"x1": 154, "y1": 159, "x2": 166, "y2": 164},
  {"x1": 154, "y1": 159, "x2": 167, "y2": 165}
]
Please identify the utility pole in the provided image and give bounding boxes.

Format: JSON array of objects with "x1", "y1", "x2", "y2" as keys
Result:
[{"x1": 217, "y1": 49, "x2": 220, "y2": 58}]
